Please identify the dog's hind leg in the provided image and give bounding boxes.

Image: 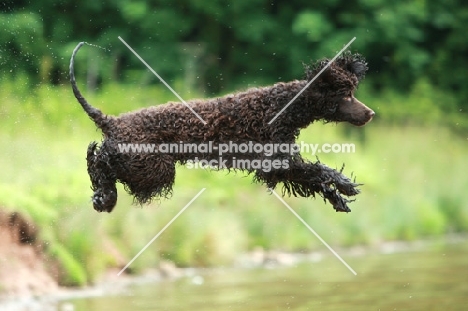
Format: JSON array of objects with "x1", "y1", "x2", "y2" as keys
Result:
[{"x1": 87, "y1": 142, "x2": 118, "y2": 212}]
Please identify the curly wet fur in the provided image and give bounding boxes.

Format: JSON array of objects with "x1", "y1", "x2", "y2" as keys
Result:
[{"x1": 70, "y1": 42, "x2": 374, "y2": 213}]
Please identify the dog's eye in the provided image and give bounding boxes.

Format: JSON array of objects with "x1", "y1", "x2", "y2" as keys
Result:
[{"x1": 343, "y1": 96, "x2": 352, "y2": 102}]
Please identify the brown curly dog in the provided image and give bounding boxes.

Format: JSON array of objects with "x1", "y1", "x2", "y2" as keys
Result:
[{"x1": 70, "y1": 42, "x2": 374, "y2": 213}]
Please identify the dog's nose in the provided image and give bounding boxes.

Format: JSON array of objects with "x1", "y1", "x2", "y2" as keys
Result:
[{"x1": 368, "y1": 110, "x2": 375, "y2": 118}]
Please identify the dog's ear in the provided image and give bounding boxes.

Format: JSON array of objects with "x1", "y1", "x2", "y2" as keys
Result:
[
  {"x1": 334, "y1": 52, "x2": 368, "y2": 81},
  {"x1": 347, "y1": 59, "x2": 368, "y2": 81}
]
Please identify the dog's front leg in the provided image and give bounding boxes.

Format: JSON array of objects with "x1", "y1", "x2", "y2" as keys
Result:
[
  {"x1": 87, "y1": 142, "x2": 118, "y2": 212},
  {"x1": 255, "y1": 158, "x2": 360, "y2": 212}
]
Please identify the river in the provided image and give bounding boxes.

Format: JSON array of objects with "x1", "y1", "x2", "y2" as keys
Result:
[{"x1": 59, "y1": 238, "x2": 467, "y2": 311}]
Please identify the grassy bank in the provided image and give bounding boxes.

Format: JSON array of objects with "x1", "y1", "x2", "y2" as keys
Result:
[{"x1": 1, "y1": 79, "x2": 468, "y2": 286}]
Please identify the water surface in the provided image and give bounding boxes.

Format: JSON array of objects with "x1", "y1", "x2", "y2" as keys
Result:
[{"x1": 63, "y1": 240, "x2": 468, "y2": 310}]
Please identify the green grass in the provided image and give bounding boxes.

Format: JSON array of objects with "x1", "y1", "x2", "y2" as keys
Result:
[{"x1": 1, "y1": 79, "x2": 468, "y2": 285}]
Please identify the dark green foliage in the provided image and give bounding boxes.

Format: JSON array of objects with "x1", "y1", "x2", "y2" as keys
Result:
[{"x1": 1, "y1": 0, "x2": 467, "y2": 114}]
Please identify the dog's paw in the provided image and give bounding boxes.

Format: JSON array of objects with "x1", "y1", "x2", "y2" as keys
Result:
[
  {"x1": 330, "y1": 194, "x2": 353, "y2": 213},
  {"x1": 320, "y1": 180, "x2": 354, "y2": 212},
  {"x1": 321, "y1": 187, "x2": 353, "y2": 213},
  {"x1": 327, "y1": 172, "x2": 361, "y2": 196},
  {"x1": 335, "y1": 181, "x2": 360, "y2": 197},
  {"x1": 92, "y1": 189, "x2": 117, "y2": 213}
]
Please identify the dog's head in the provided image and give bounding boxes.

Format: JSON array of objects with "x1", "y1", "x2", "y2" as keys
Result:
[{"x1": 305, "y1": 52, "x2": 374, "y2": 126}]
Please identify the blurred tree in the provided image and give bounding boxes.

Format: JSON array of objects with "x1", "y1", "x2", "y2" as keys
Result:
[
  {"x1": 0, "y1": 11, "x2": 44, "y2": 82},
  {"x1": 1, "y1": 0, "x2": 467, "y2": 111}
]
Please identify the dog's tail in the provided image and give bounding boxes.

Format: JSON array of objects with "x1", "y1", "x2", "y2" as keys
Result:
[{"x1": 70, "y1": 42, "x2": 110, "y2": 131}]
